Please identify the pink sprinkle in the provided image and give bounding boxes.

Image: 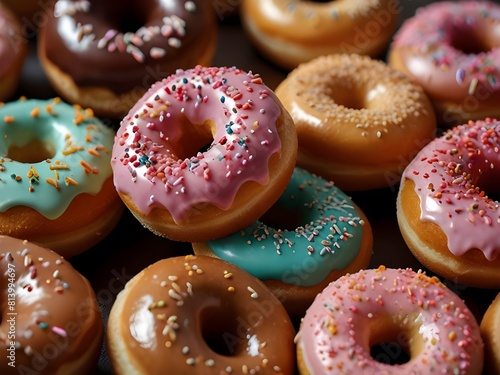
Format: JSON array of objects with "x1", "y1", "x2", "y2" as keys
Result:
[{"x1": 51, "y1": 326, "x2": 67, "y2": 337}]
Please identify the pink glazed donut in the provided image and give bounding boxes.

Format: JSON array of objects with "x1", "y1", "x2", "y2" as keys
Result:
[
  {"x1": 389, "y1": 1, "x2": 500, "y2": 126},
  {"x1": 296, "y1": 266, "x2": 484, "y2": 375},
  {"x1": 397, "y1": 118, "x2": 500, "y2": 288},
  {"x1": 111, "y1": 65, "x2": 297, "y2": 242}
]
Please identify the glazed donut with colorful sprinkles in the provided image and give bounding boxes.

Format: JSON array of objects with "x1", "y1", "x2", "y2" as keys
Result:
[
  {"x1": 111, "y1": 65, "x2": 297, "y2": 242},
  {"x1": 240, "y1": 0, "x2": 400, "y2": 70},
  {"x1": 389, "y1": 1, "x2": 500, "y2": 126},
  {"x1": 193, "y1": 167, "x2": 373, "y2": 318},
  {"x1": 296, "y1": 266, "x2": 484, "y2": 375},
  {"x1": 107, "y1": 254, "x2": 296, "y2": 375},
  {"x1": 0, "y1": 235, "x2": 104, "y2": 375},
  {"x1": 38, "y1": 0, "x2": 217, "y2": 117},
  {"x1": 0, "y1": 98, "x2": 123, "y2": 258},
  {"x1": 397, "y1": 118, "x2": 500, "y2": 288},
  {"x1": 275, "y1": 54, "x2": 436, "y2": 191}
]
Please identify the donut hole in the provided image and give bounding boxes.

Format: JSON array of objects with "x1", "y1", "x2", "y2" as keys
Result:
[
  {"x1": 368, "y1": 317, "x2": 416, "y2": 366},
  {"x1": 200, "y1": 305, "x2": 246, "y2": 356},
  {"x1": 450, "y1": 27, "x2": 493, "y2": 55},
  {"x1": 327, "y1": 85, "x2": 366, "y2": 110},
  {"x1": 259, "y1": 201, "x2": 303, "y2": 231},
  {"x1": 92, "y1": 2, "x2": 155, "y2": 34},
  {"x1": 7, "y1": 139, "x2": 55, "y2": 163},
  {"x1": 170, "y1": 117, "x2": 214, "y2": 159}
]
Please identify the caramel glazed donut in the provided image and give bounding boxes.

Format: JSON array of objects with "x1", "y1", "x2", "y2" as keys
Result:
[
  {"x1": 397, "y1": 118, "x2": 500, "y2": 288},
  {"x1": 38, "y1": 0, "x2": 217, "y2": 117},
  {"x1": 107, "y1": 255, "x2": 296, "y2": 375},
  {"x1": 296, "y1": 267, "x2": 484, "y2": 375},
  {"x1": 0, "y1": 235, "x2": 103, "y2": 375},
  {"x1": 388, "y1": 1, "x2": 500, "y2": 126},
  {"x1": 111, "y1": 66, "x2": 297, "y2": 242},
  {"x1": 240, "y1": 0, "x2": 400, "y2": 70},
  {"x1": 275, "y1": 54, "x2": 436, "y2": 191}
]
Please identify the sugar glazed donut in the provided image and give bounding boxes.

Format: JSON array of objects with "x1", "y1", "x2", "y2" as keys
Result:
[
  {"x1": 112, "y1": 66, "x2": 297, "y2": 242},
  {"x1": 275, "y1": 54, "x2": 436, "y2": 191},
  {"x1": 296, "y1": 266, "x2": 484, "y2": 375},
  {"x1": 193, "y1": 167, "x2": 373, "y2": 317},
  {"x1": 0, "y1": 2, "x2": 27, "y2": 101},
  {"x1": 389, "y1": 1, "x2": 500, "y2": 126},
  {"x1": 481, "y1": 292, "x2": 500, "y2": 375},
  {"x1": 107, "y1": 255, "x2": 296, "y2": 375},
  {"x1": 241, "y1": 0, "x2": 400, "y2": 70},
  {"x1": 0, "y1": 235, "x2": 103, "y2": 375},
  {"x1": 397, "y1": 118, "x2": 500, "y2": 288},
  {"x1": 0, "y1": 98, "x2": 123, "y2": 258},
  {"x1": 38, "y1": 0, "x2": 217, "y2": 117}
]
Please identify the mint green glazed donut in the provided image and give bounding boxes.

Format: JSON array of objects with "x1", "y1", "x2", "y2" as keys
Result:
[
  {"x1": 193, "y1": 167, "x2": 373, "y2": 316},
  {"x1": 0, "y1": 98, "x2": 122, "y2": 257}
]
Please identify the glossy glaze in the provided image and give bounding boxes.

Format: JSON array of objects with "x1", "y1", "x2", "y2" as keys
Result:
[
  {"x1": 108, "y1": 255, "x2": 296, "y2": 374},
  {"x1": 0, "y1": 98, "x2": 115, "y2": 219},
  {"x1": 297, "y1": 267, "x2": 484, "y2": 375},
  {"x1": 403, "y1": 118, "x2": 500, "y2": 261},
  {"x1": 41, "y1": 0, "x2": 215, "y2": 94},
  {"x1": 390, "y1": 1, "x2": 500, "y2": 117},
  {"x1": 0, "y1": 235, "x2": 103, "y2": 374},
  {"x1": 201, "y1": 167, "x2": 367, "y2": 286},
  {"x1": 112, "y1": 66, "x2": 282, "y2": 224}
]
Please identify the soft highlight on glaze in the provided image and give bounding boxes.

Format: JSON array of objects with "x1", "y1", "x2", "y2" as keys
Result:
[
  {"x1": 0, "y1": 98, "x2": 115, "y2": 219},
  {"x1": 297, "y1": 267, "x2": 484, "y2": 375},
  {"x1": 112, "y1": 65, "x2": 282, "y2": 224},
  {"x1": 389, "y1": 1, "x2": 500, "y2": 125},
  {"x1": 403, "y1": 118, "x2": 500, "y2": 261},
  {"x1": 198, "y1": 167, "x2": 368, "y2": 286}
]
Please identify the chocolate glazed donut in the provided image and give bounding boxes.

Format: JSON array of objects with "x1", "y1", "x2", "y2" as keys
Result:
[{"x1": 38, "y1": 0, "x2": 217, "y2": 117}]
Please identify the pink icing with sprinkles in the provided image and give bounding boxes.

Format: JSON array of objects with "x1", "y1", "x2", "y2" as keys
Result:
[
  {"x1": 404, "y1": 118, "x2": 500, "y2": 261},
  {"x1": 111, "y1": 66, "x2": 282, "y2": 223},
  {"x1": 297, "y1": 267, "x2": 484, "y2": 375},
  {"x1": 392, "y1": 1, "x2": 500, "y2": 99}
]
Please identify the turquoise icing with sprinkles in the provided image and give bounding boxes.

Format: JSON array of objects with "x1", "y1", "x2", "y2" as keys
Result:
[
  {"x1": 203, "y1": 168, "x2": 366, "y2": 287},
  {"x1": 0, "y1": 98, "x2": 115, "y2": 219}
]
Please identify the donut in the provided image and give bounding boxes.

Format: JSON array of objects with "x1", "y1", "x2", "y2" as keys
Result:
[
  {"x1": 481, "y1": 292, "x2": 500, "y2": 375},
  {"x1": 193, "y1": 167, "x2": 373, "y2": 318},
  {"x1": 397, "y1": 118, "x2": 500, "y2": 288},
  {"x1": 107, "y1": 254, "x2": 296, "y2": 375},
  {"x1": 37, "y1": 0, "x2": 217, "y2": 118},
  {"x1": 296, "y1": 266, "x2": 484, "y2": 375},
  {"x1": 0, "y1": 3, "x2": 27, "y2": 101},
  {"x1": 240, "y1": 0, "x2": 400, "y2": 70},
  {"x1": 111, "y1": 65, "x2": 297, "y2": 242},
  {"x1": 275, "y1": 54, "x2": 437, "y2": 191},
  {"x1": 0, "y1": 98, "x2": 123, "y2": 258},
  {"x1": 0, "y1": 235, "x2": 103, "y2": 375},
  {"x1": 388, "y1": 1, "x2": 500, "y2": 127}
]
